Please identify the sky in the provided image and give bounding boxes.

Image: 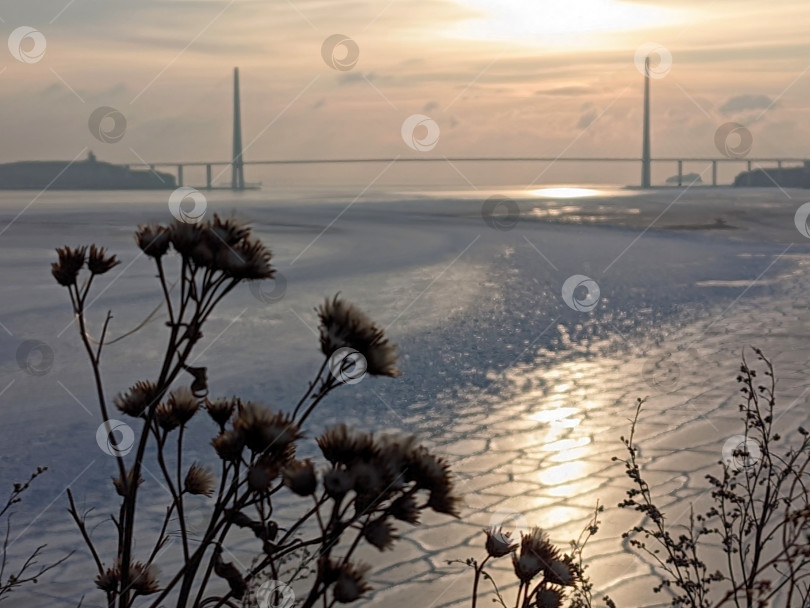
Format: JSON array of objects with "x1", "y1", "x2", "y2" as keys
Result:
[{"x1": 0, "y1": 0, "x2": 809, "y2": 185}]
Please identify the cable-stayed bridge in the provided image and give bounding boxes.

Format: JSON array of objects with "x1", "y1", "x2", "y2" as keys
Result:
[{"x1": 130, "y1": 67, "x2": 809, "y2": 191}]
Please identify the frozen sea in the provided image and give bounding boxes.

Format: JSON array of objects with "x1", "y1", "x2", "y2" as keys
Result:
[{"x1": 1, "y1": 185, "x2": 810, "y2": 607}]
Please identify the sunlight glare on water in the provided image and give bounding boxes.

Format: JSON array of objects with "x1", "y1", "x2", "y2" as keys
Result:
[{"x1": 530, "y1": 187, "x2": 602, "y2": 198}]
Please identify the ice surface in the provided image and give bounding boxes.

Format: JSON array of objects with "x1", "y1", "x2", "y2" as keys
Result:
[{"x1": 1, "y1": 186, "x2": 809, "y2": 607}]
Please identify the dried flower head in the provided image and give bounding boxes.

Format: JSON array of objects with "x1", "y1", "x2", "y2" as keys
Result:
[
  {"x1": 389, "y1": 494, "x2": 421, "y2": 525},
  {"x1": 51, "y1": 245, "x2": 86, "y2": 286},
  {"x1": 317, "y1": 295, "x2": 400, "y2": 377},
  {"x1": 167, "y1": 386, "x2": 199, "y2": 425},
  {"x1": 155, "y1": 401, "x2": 180, "y2": 432},
  {"x1": 350, "y1": 460, "x2": 384, "y2": 495},
  {"x1": 427, "y1": 486, "x2": 461, "y2": 518},
  {"x1": 214, "y1": 237, "x2": 274, "y2": 280},
  {"x1": 317, "y1": 424, "x2": 377, "y2": 466},
  {"x1": 363, "y1": 516, "x2": 398, "y2": 551},
  {"x1": 544, "y1": 556, "x2": 578, "y2": 587},
  {"x1": 512, "y1": 527, "x2": 559, "y2": 583},
  {"x1": 331, "y1": 561, "x2": 372, "y2": 604},
  {"x1": 169, "y1": 221, "x2": 203, "y2": 256},
  {"x1": 210, "y1": 214, "x2": 251, "y2": 246},
  {"x1": 184, "y1": 463, "x2": 216, "y2": 496},
  {"x1": 205, "y1": 397, "x2": 236, "y2": 427},
  {"x1": 233, "y1": 402, "x2": 301, "y2": 456},
  {"x1": 130, "y1": 561, "x2": 160, "y2": 596},
  {"x1": 135, "y1": 224, "x2": 170, "y2": 258},
  {"x1": 406, "y1": 446, "x2": 453, "y2": 494},
  {"x1": 484, "y1": 527, "x2": 518, "y2": 558},
  {"x1": 87, "y1": 244, "x2": 120, "y2": 275},
  {"x1": 512, "y1": 552, "x2": 542, "y2": 584},
  {"x1": 211, "y1": 430, "x2": 244, "y2": 462},
  {"x1": 247, "y1": 459, "x2": 281, "y2": 492},
  {"x1": 189, "y1": 238, "x2": 216, "y2": 268},
  {"x1": 535, "y1": 588, "x2": 563, "y2": 608},
  {"x1": 323, "y1": 469, "x2": 354, "y2": 498},
  {"x1": 114, "y1": 380, "x2": 159, "y2": 418},
  {"x1": 376, "y1": 433, "x2": 418, "y2": 486},
  {"x1": 282, "y1": 459, "x2": 317, "y2": 496},
  {"x1": 112, "y1": 469, "x2": 143, "y2": 498},
  {"x1": 96, "y1": 564, "x2": 120, "y2": 593}
]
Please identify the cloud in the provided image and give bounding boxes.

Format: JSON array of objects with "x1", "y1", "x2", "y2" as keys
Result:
[
  {"x1": 337, "y1": 72, "x2": 375, "y2": 86},
  {"x1": 577, "y1": 103, "x2": 599, "y2": 129},
  {"x1": 719, "y1": 94, "x2": 774, "y2": 116},
  {"x1": 535, "y1": 85, "x2": 594, "y2": 97}
]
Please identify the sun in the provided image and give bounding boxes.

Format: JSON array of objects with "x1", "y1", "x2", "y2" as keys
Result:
[{"x1": 452, "y1": 0, "x2": 680, "y2": 44}]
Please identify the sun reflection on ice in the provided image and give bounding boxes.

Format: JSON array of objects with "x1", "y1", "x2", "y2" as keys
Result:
[{"x1": 530, "y1": 187, "x2": 601, "y2": 198}]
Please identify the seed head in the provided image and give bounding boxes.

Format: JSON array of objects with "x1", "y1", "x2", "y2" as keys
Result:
[
  {"x1": 135, "y1": 224, "x2": 170, "y2": 258},
  {"x1": 363, "y1": 516, "x2": 398, "y2": 551},
  {"x1": 167, "y1": 386, "x2": 199, "y2": 425},
  {"x1": 484, "y1": 527, "x2": 518, "y2": 558},
  {"x1": 51, "y1": 245, "x2": 86, "y2": 286},
  {"x1": 282, "y1": 459, "x2": 317, "y2": 496},
  {"x1": 114, "y1": 380, "x2": 159, "y2": 418},
  {"x1": 331, "y1": 561, "x2": 371, "y2": 604},
  {"x1": 184, "y1": 462, "x2": 216, "y2": 496},
  {"x1": 205, "y1": 397, "x2": 236, "y2": 427},
  {"x1": 211, "y1": 430, "x2": 244, "y2": 462},
  {"x1": 317, "y1": 295, "x2": 400, "y2": 377},
  {"x1": 87, "y1": 244, "x2": 120, "y2": 275}
]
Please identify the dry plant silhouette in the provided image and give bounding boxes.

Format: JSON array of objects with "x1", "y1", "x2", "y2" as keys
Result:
[
  {"x1": 51, "y1": 217, "x2": 460, "y2": 608},
  {"x1": 617, "y1": 349, "x2": 810, "y2": 607},
  {"x1": 453, "y1": 505, "x2": 612, "y2": 608},
  {"x1": 0, "y1": 467, "x2": 71, "y2": 604}
]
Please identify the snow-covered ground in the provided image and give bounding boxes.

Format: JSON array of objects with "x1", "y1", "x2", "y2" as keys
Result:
[{"x1": 1, "y1": 185, "x2": 809, "y2": 607}]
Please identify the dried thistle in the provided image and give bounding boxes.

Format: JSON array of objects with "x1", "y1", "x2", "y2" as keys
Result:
[
  {"x1": 331, "y1": 561, "x2": 371, "y2": 604},
  {"x1": 233, "y1": 402, "x2": 301, "y2": 456},
  {"x1": 134, "y1": 224, "x2": 170, "y2": 257},
  {"x1": 184, "y1": 463, "x2": 216, "y2": 496},
  {"x1": 484, "y1": 527, "x2": 517, "y2": 558},
  {"x1": 87, "y1": 244, "x2": 120, "y2": 275},
  {"x1": 211, "y1": 430, "x2": 245, "y2": 462},
  {"x1": 363, "y1": 516, "x2": 398, "y2": 551},
  {"x1": 282, "y1": 459, "x2": 317, "y2": 497},
  {"x1": 114, "y1": 380, "x2": 159, "y2": 418},
  {"x1": 51, "y1": 245, "x2": 86, "y2": 286},
  {"x1": 317, "y1": 295, "x2": 400, "y2": 377},
  {"x1": 205, "y1": 397, "x2": 236, "y2": 427},
  {"x1": 167, "y1": 386, "x2": 199, "y2": 425}
]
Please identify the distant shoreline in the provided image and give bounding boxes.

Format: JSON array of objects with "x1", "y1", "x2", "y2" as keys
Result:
[{"x1": 0, "y1": 153, "x2": 176, "y2": 190}]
